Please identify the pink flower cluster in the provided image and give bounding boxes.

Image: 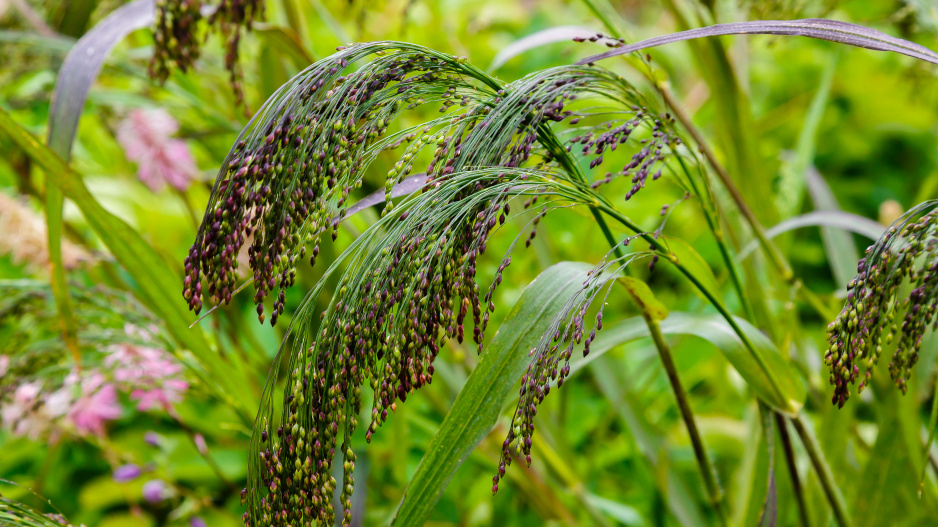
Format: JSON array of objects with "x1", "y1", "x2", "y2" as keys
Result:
[
  {"x1": 116, "y1": 108, "x2": 199, "y2": 192},
  {"x1": 106, "y1": 343, "x2": 189, "y2": 411},
  {"x1": 0, "y1": 373, "x2": 121, "y2": 439},
  {"x1": 0, "y1": 331, "x2": 188, "y2": 440}
]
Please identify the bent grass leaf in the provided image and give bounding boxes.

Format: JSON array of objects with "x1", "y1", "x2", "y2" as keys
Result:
[
  {"x1": 658, "y1": 313, "x2": 805, "y2": 415},
  {"x1": 806, "y1": 166, "x2": 862, "y2": 287},
  {"x1": 737, "y1": 210, "x2": 885, "y2": 261},
  {"x1": 578, "y1": 19, "x2": 938, "y2": 66},
  {"x1": 395, "y1": 258, "x2": 804, "y2": 525},
  {"x1": 488, "y1": 25, "x2": 602, "y2": 72},
  {"x1": 392, "y1": 261, "x2": 593, "y2": 526},
  {"x1": 0, "y1": 107, "x2": 255, "y2": 423}
]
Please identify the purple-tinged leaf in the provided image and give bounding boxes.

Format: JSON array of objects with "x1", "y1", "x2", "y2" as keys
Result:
[
  {"x1": 578, "y1": 19, "x2": 938, "y2": 66},
  {"x1": 47, "y1": 0, "x2": 154, "y2": 159},
  {"x1": 44, "y1": 0, "x2": 154, "y2": 369}
]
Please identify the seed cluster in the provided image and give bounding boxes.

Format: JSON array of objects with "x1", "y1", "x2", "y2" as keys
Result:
[
  {"x1": 826, "y1": 202, "x2": 938, "y2": 407},
  {"x1": 242, "y1": 172, "x2": 555, "y2": 527},
  {"x1": 183, "y1": 43, "x2": 688, "y2": 526},
  {"x1": 573, "y1": 110, "x2": 680, "y2": 200},
  {"x1": 184, "y1": 44, "x2": 492, "y2": 325},
  {"x1": 150, "y1": 0, "x2": 264, "y2": 105},
  {"x1": 492, "y1": 255, "x2": 642, "y2": 493}
]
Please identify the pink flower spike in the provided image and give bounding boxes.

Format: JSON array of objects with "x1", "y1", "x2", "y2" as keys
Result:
[
  {"x1": 131, "y1": 387, "x2": 183, "y2": 411},
  {"x1": 68, "y1": 383, "x2": 121, "y2": 437},
  {"x1": 117, "y1": 108, "x2": 199, "y2": 193}
]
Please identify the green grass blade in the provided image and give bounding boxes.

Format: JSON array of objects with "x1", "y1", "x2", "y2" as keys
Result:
[
  {"x1": 805, "y1": 166, "x2": 863, "y2": 288},
  {"x1": 658, "y1": 313, "x2": 805, "y2": 415},
  {"x1": 777, "y1": 52, "x2": 837, "y2": 218},
  {"x1": 391, "y1": 261, "x2": 593, "y2": 526},
  {"x1": 589, "y1": 357, "x2": 708, "y2": 526}
]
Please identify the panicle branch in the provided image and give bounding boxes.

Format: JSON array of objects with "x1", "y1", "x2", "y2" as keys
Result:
[{"x1": 826, "y1": 201, "x2": 938, "y2": 406}]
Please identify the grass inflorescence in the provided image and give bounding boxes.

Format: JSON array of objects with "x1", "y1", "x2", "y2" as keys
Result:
[
  {"x1": 183, "y1": 42, "x2": 695, "y2": 526},
  {"x1": 826, "y1": 200, "x2": 938, "y2": 406}
]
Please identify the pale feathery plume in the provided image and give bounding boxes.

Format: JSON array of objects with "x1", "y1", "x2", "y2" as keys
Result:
[{"x1": 0, "y1": 193, "x2": 93, "y2": 270}]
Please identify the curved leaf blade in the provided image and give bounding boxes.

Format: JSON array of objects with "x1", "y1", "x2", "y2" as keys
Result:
[
  {"x1": 737, "y1": 211, "x2": 884, "y2": 261},
  {"x1": 47, "y1": 0, "x2": 154, "y2": 159},
  {"x1": 392, "y1": 261, "x2": 593, "y2": 526},
  {"x1": 488, "y1": 25, "x2": 601, "y2": 72},
  {"x1": 658, "y1": 313, "x2": 805, "y2": 414},
  {"x1": 806, "y1": 166, "x2": 862, "y2": 286},
  {"x1": 578, "y1": 18, "x2": 938, "y2": 66}
]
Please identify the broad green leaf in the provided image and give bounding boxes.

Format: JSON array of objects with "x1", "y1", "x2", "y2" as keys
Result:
[
  {"x1": 392, "y1": 261, "x2": 593, "y2": 526},
  {"x1": 0, "y1": 107, "x2": 255, "y2": 423},
  {"x1": 619, "y1": 275, "x2": 669, "y2": 321},
  {"x1": 662, "y1": 236, "x2": 721, "y2": 303},
  {"x1": 658, "y1": 313, "x2": 805, "y2": 415},
  {"x1": 587, "y1": 311, "x2": 804, "y2": 415}
]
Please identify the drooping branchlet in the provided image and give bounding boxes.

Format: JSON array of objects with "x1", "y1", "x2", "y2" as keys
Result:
[
  {"x1": 826, "y1": 201, "x2": 938, "y2": 407},
  {"x1": 150, "y1": 0, "x2": 264, "y2": 106}
]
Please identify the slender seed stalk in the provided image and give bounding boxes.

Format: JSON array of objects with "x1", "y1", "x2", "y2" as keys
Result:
[
  {"x1": 643, "y1": 312, "x2": 729, "y2": 527},
  {"x1": 776, "y1": 413, "x2": 811, "y2": 527},
  {"x1": 657, "y1": 84, "x2": 835, "y2": 319},
  {"x1": 791, "y1": 415, "x2": 853, "y2": 527}
]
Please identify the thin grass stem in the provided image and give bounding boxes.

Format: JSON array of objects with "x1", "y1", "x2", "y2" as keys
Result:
[
  {"x1": 643, "y1": 313, "x2": 729, "y2": 526},
  {"x1": 776, "y1": 413, "x2": 812, "y2": 527},
  {"x1": 791, "y1": 414, "x2": 852, "y2": 527}
]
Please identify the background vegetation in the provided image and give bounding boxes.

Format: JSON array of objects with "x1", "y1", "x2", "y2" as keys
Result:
[{"x1": 1, "y1": 0, "x2": 938, "y2": 526}]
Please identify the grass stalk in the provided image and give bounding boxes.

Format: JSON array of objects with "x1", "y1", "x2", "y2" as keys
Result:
[
  {"x1": 791, "y1": 414, "x2": 852, "y2": 527},
  {"x1": 776, "y1": 413, "x2": 812, "y2": 527},
  {"x1": 643, "y1": 312, "x2": 729, "y2": 526}
]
